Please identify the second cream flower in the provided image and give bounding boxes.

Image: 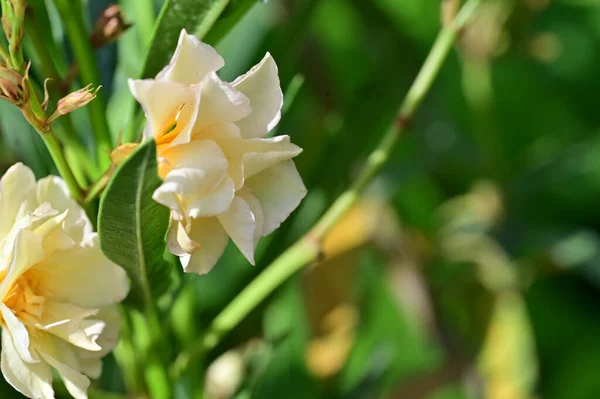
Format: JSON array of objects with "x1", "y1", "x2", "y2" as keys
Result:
[{"x1": 128, "y1": 30, "x2": 306, "y2": 274}]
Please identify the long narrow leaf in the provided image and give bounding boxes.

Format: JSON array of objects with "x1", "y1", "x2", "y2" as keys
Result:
[{"x1": 98, "y1": 139, "x2": 172, "y2": 305}]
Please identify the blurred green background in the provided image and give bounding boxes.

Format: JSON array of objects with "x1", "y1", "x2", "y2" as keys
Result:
[{"x1": 3, "y1": 0, "x2": 600, "y2": 398}]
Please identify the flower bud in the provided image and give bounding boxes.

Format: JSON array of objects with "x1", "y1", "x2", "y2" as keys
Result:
[
  {"x1": 110, "y1": 143, "x2": 138, "y2": 166},
  {"x1": 90, "y1": 5, "x2": 132, "y2": 49},
  {"x1": 47, "y1": 84, "x2": 100, "y2": 124},
  {"x1": 0, "y1": 67, "x2": 24, "y2": 103},
  {"x1": 205, "y1": 351, "x2": 245, "y2": 399},
  {"x1": 1, "y1": 0, "x2": 26, "y2": 52}
]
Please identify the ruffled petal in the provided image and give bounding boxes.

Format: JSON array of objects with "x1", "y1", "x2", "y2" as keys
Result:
[
  {"x1": 245, "y1": 160, "x2": 306, "y2": 236},
  {"x1": 232, "y1": 53, "x2": 283, "y2": 138},
  {"x1": 36, "y1": 176, "x2": 93, "y2": 245},
  {"x1": 237, "y1": 188, "x2": 264, "y2": 246},
  {"x1": 1, "y1": 329, "x2": 53, "y2": 399},
  {"x1": 0, "y1": 163, "x2": 36, "y2": 237},
  {"x1": 35, "y1": 236, "x2": 129, "y2": 309},
  {"x1": 157, "y1": 29, "x2": 224, "y2": 84},
  {"x1": 211, "y1": 135, "x2": 302, "y2": 190},
  {"x1": 193, "y1": 72, "x2": 250, "y2": 132},
  {"x1": 169, "y1": 218, "x2": 229, "y2": 274},
  {"x1": 128, "y1": 79, "x2": 201, "y2": 147},
  {"x1": 240, "y1": 136, "x2": 303, "y2": 180},
  {"x1": 154, "y1": 140, "x2": 234, "y2": 218},
  {"x1": 40, "y1": 340, "x2": 90, "y2": 399},
  {"x1": 217, "y1": 197, "x2": 257, "y2": 265},
  {"x1": 0, "y1": 303, "x2": 36, "y2": 363},
  {"x1": 0, "y1": 228, "x2": 45, "y2": 300},
  {"x1": 37, "y1": 301, "x2": 103, "y2": 352},
  {"x1": 74, "y1": 307, "x2": 121, "y2": 379}
]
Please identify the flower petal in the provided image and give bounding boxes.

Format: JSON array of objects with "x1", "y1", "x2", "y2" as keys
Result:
[
  {"x1": 0, "y1": 229, "x2": 45, "y2": 300},
  {"x1": 37, "y1": 301, "x2": 103, "y2": 352},
  {"x1": 1, "y1": 329, "x2": 53, "y2": 399},
  {"x1": 157, "y1": 29, "x2": 224, "y2": 84},
  {"x1": 246, "y1": 160, "x2": 307, "y2": 236},
  {"x1": 35, "y1": 237, "x2": 129, "y2": 309},
  {"x1": 36, "y1": 176, "x2": 93, "y2": 245},
  {"x1": 171, "y1": 218, "x2": 229, "y2": 274},
  {"x1": 232, "y1": 53, "x2": 283, "y2": 138},
  {"x1": 74, "y1": 307, "x2": 121, "y2": 379},
  {"x1": 193, "y1": 72, "x2": 250, "y2": 132},
  {"x1": 155, "y1": 140, "x2": 234, "y2": 218},
  {"x1": 0, "y1": 303, "x2": 36, "y2": 363},
  {"x1": 128, "y1": 79, "x2": 201, "y2": 147},
  {"x1": 0, "y1": 163, "x2": 36, "y2": 237},
  {"x1": 237, "y1": 188, "x2": 264, "y2": 246},
  {"x1": 199, "y1": 132, "x2": 302, "y2": 190},
  {"x1": 240, "y1": 136, "x2": 303, "y2": 180},
  {"x1": 217, "y1": 196, "x2": 257, "y2": 265},
  {"x1": 40, "y1": 342, "x2": 90, "y2": 399}
]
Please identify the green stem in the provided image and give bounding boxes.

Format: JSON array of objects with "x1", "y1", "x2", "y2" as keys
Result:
[
  {"x1": 84, "y1": 167, "x2": 112, "y2": 203},
  {"x1": 39, "y1": 128, "x2": 84, "y2": 201},
  {"x1": 143, "y1": 304, "x2": 173, "y2": 399},
  {"x1": 52, "y1": 0, "x2": 112, "y2": 168},
  {"x1": 170, "y1": 0, "x2": 483, "y2": 377},
  {"x1": 171, "y1": 239, "x2": 318, "y2": 377},
  {"x1": 132, "y1": 0, "x2": 156, "y2": 48},
  {"x1": 21, "y1": 83, "x2": 84, "y2": 201},
  {"x1": 195, "y1": 0, "x2": 230, "y2": 40}
]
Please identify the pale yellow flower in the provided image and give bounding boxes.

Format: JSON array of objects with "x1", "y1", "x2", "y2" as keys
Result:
[
  {"x1": 128, "y1": 30, "x2": 306, "y2": 274},
  {"x1": 0, "y1": 163, "x2": 129, "y2": 399}
]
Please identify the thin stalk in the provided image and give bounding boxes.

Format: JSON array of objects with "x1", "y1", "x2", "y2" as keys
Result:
[
  {"x1": 39, "y1": 128, "x2": 84, "y2": 201},
  {"x1": 194, "y1": 0, "x2": 230, "y2": 40},
  {"x1": 135, "y1": 218, "x2": 173, "y2": 397},
  {"x1": 21, "y1": 82, "x2": 84, "y2": 201},
  {"x1": 132, "y1": 0, "x2": 156, "y2": 48},
  {"x1": 170, "y1": 0, "x2": 483, "y2": 377},
  {"x1": 84, "y1": 167, "x2": 112, "y2": 203},
  {"x1": 52, "y1": 0, "x2": 112, "y2": 168},
  {"x1": 143, "y1": 304, "x2": 173, "y2": 399}
]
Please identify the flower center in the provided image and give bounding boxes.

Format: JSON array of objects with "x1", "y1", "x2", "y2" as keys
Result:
[
  {"x1": 156, "y1": 104, "x2": 185, "y2": 146},
  {"x1": 0, "y1": 269, "x2": 45, "y2": 327}
]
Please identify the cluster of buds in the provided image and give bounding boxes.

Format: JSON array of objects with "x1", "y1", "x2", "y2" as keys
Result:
[
  {"x1": 1, "y1": 0, "x2": 26, "y2": 67},
  {"x1": 0, "y1": 65, "x2": 26, "y2": 104}
]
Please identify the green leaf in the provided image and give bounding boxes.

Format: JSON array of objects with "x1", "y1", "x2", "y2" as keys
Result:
[
  {"x1": 98, "y1": 139, "x2": 172, "y2": 306},
  {"x1": 141, "y1": 0, "x2": 233, "y2": 79}
]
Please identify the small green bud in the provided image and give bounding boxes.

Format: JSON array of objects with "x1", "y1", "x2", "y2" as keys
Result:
[{"x1": 46, "y1": 84, "x2": 100, "y2": 124}]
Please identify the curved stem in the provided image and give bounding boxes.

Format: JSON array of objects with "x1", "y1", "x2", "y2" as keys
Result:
[
  {"x1": 42, "y1": 134, "x2": 84, "y2": 201},
  {"x1": 20, "y1": 76, "x2": 85, "y2": 200},
  {"x1": 52, "y1": 0, "x2": 112, "y2": 168},
  {"x1": 170, "y1": 0, "x2": 483, "y2": 377}
]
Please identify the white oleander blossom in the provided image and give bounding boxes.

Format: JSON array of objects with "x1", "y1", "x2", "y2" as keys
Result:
[
  {"x1": 0, "y1": 164, "x2": 129, "y2": 399},
  {"x1": 128, "y1": 29, "x2": 307, "y2": 274}
]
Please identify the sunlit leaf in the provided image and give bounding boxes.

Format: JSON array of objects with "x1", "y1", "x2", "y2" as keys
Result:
[{"x1": 98, "y1": 139, "x2": 172, "y2": 305}]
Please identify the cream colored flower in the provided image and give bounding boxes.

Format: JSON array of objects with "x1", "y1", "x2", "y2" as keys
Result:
[
  {"x1": 0, "y1": 163, "x2": 130, "y2": 399},
  {"x1": 128, "y1": 29, "x2": 306, "y2": 274}
]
